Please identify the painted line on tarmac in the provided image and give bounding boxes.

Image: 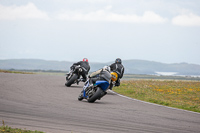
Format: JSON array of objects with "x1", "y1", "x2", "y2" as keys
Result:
[{"x1": 109, "y1": 90, "x2": 200, "y2": 115}]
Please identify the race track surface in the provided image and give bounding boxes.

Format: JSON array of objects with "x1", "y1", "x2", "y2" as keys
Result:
[{"x1": 0, "y1": 73, "x2": 200, "y2": 133}]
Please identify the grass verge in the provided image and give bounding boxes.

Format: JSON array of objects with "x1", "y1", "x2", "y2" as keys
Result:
[
  {"x1": 0, "y1": 120, "x2": 44, "y2": 133},
  {"x1": 0, "y1": 69, "x2": 34, "y2": 74},
  {"x1": 113, "y1": 80, "x2": 200, "y2": 113}
]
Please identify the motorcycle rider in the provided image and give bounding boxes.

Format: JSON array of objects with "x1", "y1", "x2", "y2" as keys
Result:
[
  {"x1": 88, "y1": 66, "x2": 111, "y2": 85},
  {"x1": 70, "y1": 58, "x2": 90, "y2": 82},
  {"x1": 85, "y1": 66, "x2": 111, "y2": 98},
  {"x1": 109, "y1": 58, "x2": 124, "y2": 87}
]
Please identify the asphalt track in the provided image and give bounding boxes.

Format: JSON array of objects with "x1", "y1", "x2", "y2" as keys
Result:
[{"x1": 0, "y1": 73, "x2": 200, "y2": 133}]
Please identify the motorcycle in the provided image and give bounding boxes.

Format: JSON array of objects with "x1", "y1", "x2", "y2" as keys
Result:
[
  {"x1": 78, "y1": 71, "x2": 117, "y2": 103},
  {"x1": 65, "y1": 65, "x2": 83, "y2": 87},
  {"x1": 78, "y1": 79, "x2": 110, "y2": 103}
]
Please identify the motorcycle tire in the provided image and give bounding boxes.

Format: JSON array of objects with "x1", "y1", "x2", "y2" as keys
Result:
[
  {"x1": 109, "y1": 83, "x2": 113, "y2": 90},
  {"x1": 78, "y1": 92, "x2": 84, "y2": 101},
  {"x1": 65, "y1": 74, "x2": 78, "y2": 87},
  {"x1": 87, "y1": 87, "x2": 103, "y2": 103}
]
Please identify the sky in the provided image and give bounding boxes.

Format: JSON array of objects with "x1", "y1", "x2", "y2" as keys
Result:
[{"x1": 0, "y1": 0, "x2": 200, "y2": 64}]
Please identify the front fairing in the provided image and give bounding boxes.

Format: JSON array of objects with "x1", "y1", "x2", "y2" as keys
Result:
[
  {"x1": 66, "y1": 66, "x2": 82, "y2": 80},
  {"x1": 82, "y1": 80, "x2": 90, "y2": 98},
  {"x1": 66, "y1": 70, "x2": 73, "y2": 80}
]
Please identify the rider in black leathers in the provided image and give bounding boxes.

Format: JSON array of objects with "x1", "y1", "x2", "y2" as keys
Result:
[
  {"x1": 88, "y1": 66, "x2": 111, "y2": 85},
  {"x1": 71, "y1": 58, "x2": 90, "y2": 82},
  {"x1": 85, "y1": 66, "x2": 111, "y2": 98},
  {"x1": 109, "y1": 58, "x2": 124, "y2": 86}
]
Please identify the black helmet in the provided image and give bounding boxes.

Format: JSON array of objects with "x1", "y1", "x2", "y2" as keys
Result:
[{"x1": 115, "y1": 58, "x2": 122, "y2": 64}]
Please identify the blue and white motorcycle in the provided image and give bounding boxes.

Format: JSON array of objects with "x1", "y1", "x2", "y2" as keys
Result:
[
  {"x1": 78, "y1": 79, "x2": 110, "y2": 103},
  {"x1": 78, "y1": 70, "x2": 117, "y2": 103}
]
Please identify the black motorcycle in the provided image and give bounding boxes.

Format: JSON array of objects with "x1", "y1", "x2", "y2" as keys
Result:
[{"x1": 65, "y1": 65, "x2": 84, "y2": 87}]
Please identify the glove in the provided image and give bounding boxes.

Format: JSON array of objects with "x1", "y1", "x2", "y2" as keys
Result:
[{"x1": 70, "y1": 66, "x2": 74, "y2": 70}]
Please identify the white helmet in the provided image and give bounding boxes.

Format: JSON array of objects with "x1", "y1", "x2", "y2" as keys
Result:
[{"x1": 103, "y1": 66, "x2": 110, "y2": 72}]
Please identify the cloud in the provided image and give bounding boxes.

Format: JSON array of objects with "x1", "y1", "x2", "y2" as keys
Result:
[
  {"x1": 85, "y1": 0, "x2": 112, "y2": 3},
  {"x1": 172, "y1": 13, "x2": 200, "y2": 26},
  {"x1": 56, "y1": 8, "x2": 168, "y2": 24},
  {"x1": 0, "y1": 2, "x2": 168, "y2": 24},
  {"x1": 0, "y1": 3, "x2": 49, "y2": 20}
]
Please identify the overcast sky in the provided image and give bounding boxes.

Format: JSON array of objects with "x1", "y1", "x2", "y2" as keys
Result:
[{"x1": 0, "y1": 0, "x2": 200, "y2": 64}]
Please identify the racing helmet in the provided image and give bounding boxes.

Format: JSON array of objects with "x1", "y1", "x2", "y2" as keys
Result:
[
  {"x1": 115, "y1": 58, "x2": 122, "y2": 64},
  {"x1": 103, "y1": 66, "x2": 110, "y2": 72},
  {"x1": 111, "y1": 72, "x2": 118, "y2": 81},
  {"x1": 83, "y1": 58, "x2": 88, "y2": 62}
]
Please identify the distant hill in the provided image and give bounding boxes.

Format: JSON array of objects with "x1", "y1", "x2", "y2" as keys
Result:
[
  {"x1": 123, "y1": 59, "x2": 200, "y2": 75},
  {"x1": 0, "y1": 59, "x2": 200, "y2": 76}
]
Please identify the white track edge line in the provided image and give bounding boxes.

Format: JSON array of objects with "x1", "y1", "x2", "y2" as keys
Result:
[{"x1": 109, "y1": 90, "x2": 200, "y2": 115}]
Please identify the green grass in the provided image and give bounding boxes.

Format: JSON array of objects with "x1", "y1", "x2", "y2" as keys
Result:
[
  {"x1": 0, "y1": 120, "x2": 44, "y2": 133},
  {"x1": 113, "y1": 80, "x2": 200, "y2": 113},
  {"x1": 123, "y1": 74, "x2": 200, "y2": 81},
  {"x1": 0, "y1": 69, "x2": 67, "y2": 76}
]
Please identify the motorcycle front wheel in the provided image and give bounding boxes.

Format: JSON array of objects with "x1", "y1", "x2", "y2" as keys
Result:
[
  {"x1": 78, "y1": 91, "x2": 84, "y2": 101},
  {"x1": 65, "y1": 74, "x2": 78, "y2": 87}
]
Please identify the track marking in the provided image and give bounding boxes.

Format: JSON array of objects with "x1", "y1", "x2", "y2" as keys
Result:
[{"x1": 109, "y1": 90, "x2": 200, "y2": 115}]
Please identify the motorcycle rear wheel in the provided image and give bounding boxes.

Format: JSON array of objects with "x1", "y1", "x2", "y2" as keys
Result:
[
  {"x1": 65, "y1": 74, "x2": 78, "y2": 87},
  {"x1": 87, "y1": 87, "x2": 103, "y2": 103}
]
